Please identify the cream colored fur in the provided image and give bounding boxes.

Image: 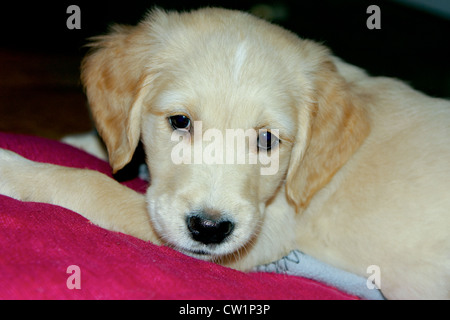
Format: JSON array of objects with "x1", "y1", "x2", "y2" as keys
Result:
[{"x1": 1, "y1": 8, "x2": 449, "y2": 299}]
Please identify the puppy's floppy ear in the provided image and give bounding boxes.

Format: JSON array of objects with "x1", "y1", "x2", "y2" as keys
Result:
[
  {"x1": 286, "y1": 58, "x2": 370, "y2": 212},
  {"x1": 81, "y1": 24, "x2": 156, "y2": 173}
]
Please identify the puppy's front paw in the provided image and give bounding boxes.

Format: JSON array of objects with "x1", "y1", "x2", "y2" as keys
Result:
[
  {"x1": 0, "y1": 149, "x2": 33, "y2": 200},
  {"x1": 0, "y1": 148, "x2": 23, "y2": 162}
]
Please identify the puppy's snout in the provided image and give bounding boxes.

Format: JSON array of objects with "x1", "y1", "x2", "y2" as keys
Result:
[{"x1": 187, "y1": 213, "x2": 234, "y2": 245}]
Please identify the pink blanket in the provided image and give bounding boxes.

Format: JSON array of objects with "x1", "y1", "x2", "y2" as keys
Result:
[{"x1": 0, "y1": 132, "x2": 356, "y2": 299}]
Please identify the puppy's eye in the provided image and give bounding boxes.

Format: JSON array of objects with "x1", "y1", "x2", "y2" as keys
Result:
[
  {"x1": 257, "y1": 130, "x2": 279, "y2": 150},
  {"x1": 169, "y1": 115, "x2": 191, "y2": 131}
]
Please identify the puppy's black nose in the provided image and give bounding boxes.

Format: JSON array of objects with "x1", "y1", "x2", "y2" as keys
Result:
[{"x1": 187, "y1": 213, "x2": 234, "y2": 245}]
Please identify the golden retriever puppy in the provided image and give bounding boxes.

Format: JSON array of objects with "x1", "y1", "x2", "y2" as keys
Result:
[{"x1": 1, "y1": 8, "x2": 449, "y2": 299}]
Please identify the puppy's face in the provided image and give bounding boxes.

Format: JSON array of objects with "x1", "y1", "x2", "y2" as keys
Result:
[
  {"x1": 140, "y1": 42, "x2": 298, "y2": 259},
  {"x1": 82, "y1": 8, "x2": 369, "y2": 265}
]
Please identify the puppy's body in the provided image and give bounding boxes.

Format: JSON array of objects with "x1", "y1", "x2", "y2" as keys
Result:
[
  {"x1": 0, "y1": 8, "x2": 449, "y2": 299},
  {"x1": 292, "y1": 69, "x2": 450, "y2": 298}
]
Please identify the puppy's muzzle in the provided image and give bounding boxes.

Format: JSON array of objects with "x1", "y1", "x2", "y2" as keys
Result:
[{"x1": 187, "y1": 212, "x2": 234, "y2": 245}]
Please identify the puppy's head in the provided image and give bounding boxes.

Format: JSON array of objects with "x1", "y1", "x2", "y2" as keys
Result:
[{"x1": 82, "y1": 8, "x2": 369, "y2": 265}]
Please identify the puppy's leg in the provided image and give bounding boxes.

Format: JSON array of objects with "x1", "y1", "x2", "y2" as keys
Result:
[{"x1": 0, "y1": 148, "x2": 159, "y2": 243}]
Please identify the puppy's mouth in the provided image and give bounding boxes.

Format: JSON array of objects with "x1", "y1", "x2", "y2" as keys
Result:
[
  {"x1": 181, "y1": 248, "x2": 211, "y2": 257},
  {"x1": 176, "y1": 244, "x2": 225, "y2": 259},
  {"x1": 175, "y1": 237, "x2": 258, "y2": 267},
  {"x1": 174, "y1": 241, "x2": 241, "y2": 261}
]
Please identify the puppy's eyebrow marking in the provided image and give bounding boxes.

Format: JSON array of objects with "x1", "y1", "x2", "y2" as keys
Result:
[
  {"x1": 157, "y1": 91, "x2": 185, "y2": 109},
  {"x1": 233, "y1": 42, "x2": 247, "y2": 83}
]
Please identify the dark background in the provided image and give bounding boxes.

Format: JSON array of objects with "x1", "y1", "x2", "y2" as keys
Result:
[{"x1": 1, "y1": 0, "x2": 449, "y2": 139}]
